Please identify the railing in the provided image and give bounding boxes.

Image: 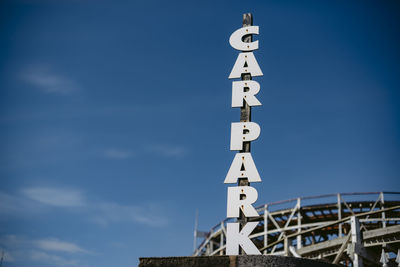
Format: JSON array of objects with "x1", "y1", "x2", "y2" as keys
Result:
[{"x1": 193, "y1": 191, "x2": 400, "y2": 265}]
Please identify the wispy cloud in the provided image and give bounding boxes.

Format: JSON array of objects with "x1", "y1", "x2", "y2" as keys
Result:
[
  {"x1": 103, "y1": 148, "x2": 133, "y2": 159},
  {"x1": 0, "y1": 186, "x2": 169, "y2": 265},
  {"x1": 0, "y1": 192, "x2": 43, "y2": 215},
  {"x1": 0, "y1": 235, "x2": 24, "y2": 249},
  {"x1": 148, "y1": 144, "x2": 187, "y2": 157},
  {"x1": 22, "y1": 187, "x2": 86, "y2": 207},
  {"x1": 0, "y1": 235, "x2": 88, "y2": 267},
  {"x1": 30, "y1": 250, "x2": 83, "y2": 267},
  {"x1": 0, "y1": 192, "x2": 28, "y2": 214},
  {"x1": 21, "y1": 65, "x2": 80, "y2": 94},
  {"x1": 14, "y1": 186, "x2": 168, "y2": 228},
  {"x1": 35, "y1": 238, "x2": 87, "y2": 253},
  {"x1": 91, "y1": 202, "x2": 168, "y2": 227}
]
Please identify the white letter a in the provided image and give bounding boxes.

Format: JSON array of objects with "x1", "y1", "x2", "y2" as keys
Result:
[{"x1": 224, "y1": 152, "x2": 261, "y2": 184}]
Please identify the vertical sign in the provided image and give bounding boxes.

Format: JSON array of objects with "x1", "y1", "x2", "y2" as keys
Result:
[{"x1": 225, "y1": 13, "x2": 263, "y2": 255}]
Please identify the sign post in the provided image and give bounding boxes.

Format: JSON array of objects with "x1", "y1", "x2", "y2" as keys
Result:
[
  {"x1": 225, "y1": 13, "x2": 263, "y2": 255},
  {"x1": 238, "y1": 12, "x2": 253, "y2": 237}
]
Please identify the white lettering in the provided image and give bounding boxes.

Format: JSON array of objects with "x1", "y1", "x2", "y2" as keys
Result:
[
  {"x1": 230, "y1": 122, "x2": 260, "y2": 151},
  {"x1": 227, "y1": 186, "x2": 259, "y2": 218},
  {"x1": 229, "y1": 26, "x2": 259, "y2": 51},
  {"x1": 229, "y1": 52, "x2": 263, "y2": 79},
  {"x1": 232, "y1": 80, "x2": 262, "y2": 107},
  {"x1": 224, "y1": 152, "x2": 261, "y2": 184},
  {"x1": 226, "y1": 222, "x2": 261, "y2": 255}
]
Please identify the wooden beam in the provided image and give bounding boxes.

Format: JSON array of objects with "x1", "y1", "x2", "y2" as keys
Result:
[
  {"x1": 260, "y1": 205, "x2": 400, "y2": 252},
  {"x1": 332, "y1": 233, "x2": 352, "y2": 264},
  {"x1": 363, "y1": 224, "x2": 400, "y2": 240},
  {"x1": 238, "y1": 13, "x2": 253, "y2": 255}
]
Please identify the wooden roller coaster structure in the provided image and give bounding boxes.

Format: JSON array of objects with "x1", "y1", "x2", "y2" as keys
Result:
[{"x1": 193, "y1": 192, "x2": 400, "y2": 266}]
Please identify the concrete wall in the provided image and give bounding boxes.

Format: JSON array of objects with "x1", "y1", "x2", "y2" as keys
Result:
[{"x1": 139, "y1": 255, "x2": 339, "y2": 267}]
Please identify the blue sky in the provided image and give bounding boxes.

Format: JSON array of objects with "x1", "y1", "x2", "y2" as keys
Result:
[{"x1": 0, "y1": 0, "x2": 399, "y2": 266}]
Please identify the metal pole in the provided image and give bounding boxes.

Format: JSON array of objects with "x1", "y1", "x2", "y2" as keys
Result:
[{"x1": 238, "y1": 12, "x2": 253, "y2": 254}]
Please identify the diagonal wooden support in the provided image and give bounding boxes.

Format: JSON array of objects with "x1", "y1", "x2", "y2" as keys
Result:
[
  {"x1": 360, "y1": 194, "x2": 381, "y2": 231},
  {"x1": 260, "y1": 205, "x2": 400, "y2": 253},
  {"x1": 268, "y1": 212, "x2": 282, "y2": 232},
  {"x1": 342, "y1": 198, "x2": 356, "y2": 216},
  {"x1": 271, "y1": 202, "x2": 299, "y2": 253},
  {"x1": 333, "y1": 233, "x2": 352, "y2": 264}
]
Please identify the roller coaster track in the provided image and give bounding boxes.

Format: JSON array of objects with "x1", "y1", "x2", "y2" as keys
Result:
[{"x1": 193, "y1": 192, "x2": 400, "y2": 266}]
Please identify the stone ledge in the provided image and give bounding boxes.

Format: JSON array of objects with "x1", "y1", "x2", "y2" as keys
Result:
[{"x1": 139, "y1": 255, "x2": 339, "y2": 267}]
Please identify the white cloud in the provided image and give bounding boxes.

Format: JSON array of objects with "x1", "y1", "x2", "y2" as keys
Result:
[
  {"x1": 91, "y1": 202, "x2": 168, "y2": 227},
  {"x1": 148, "y1": 144, "x2": 187, "y2": 157},
  {"x1": 5, "y1": 186, "x2": 168, "y2": 228},
  {"x1": 0, "y1": 192, "x2": 27, "y2": 214},
  {"x1": 103, "y1": 148, "x2": 133, "y2": 159},
  {"x1": 0, "y1": 235, "x2": 87, "y2": 266},
  {"x1": 30, "y1": 250, "x2": 84, "y2": 267},
  {"x1": 0, "y1": 192, "x2": 43, "y2": 215},
  {"x1": 103, "y1": 144, "x2": 188, "y2": 160},
  {"x1": 35, "y1": 132, "x2": 83, "y2": 150},
  {"x1": 0, "y1": 185, "x2": 171, "y2": 266},
  {"x1": 0, "y1": 235, "x2": 25, "y2": 249},
  {"x1": 21, "y1": 65, "x2": 80, "y2": 94},
  {"x1": 22, "y1": 187, "x2": 86, "y2": 207},
  {"x1": 35, "y1": 238, "x2": 87, "y2": 253}
]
